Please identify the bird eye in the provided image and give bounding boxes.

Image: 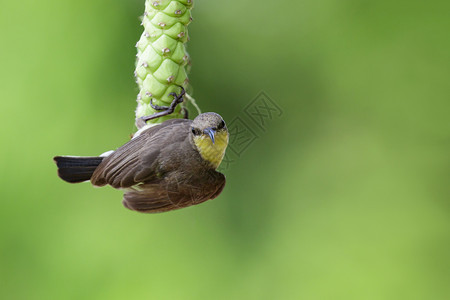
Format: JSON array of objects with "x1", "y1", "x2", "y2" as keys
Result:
[
  {"x1": 217, "y1": 120, "x2": 225, "y2": 130},
  {"x1": 191, "y1": 127, "x2": 201, "y2": 135}
]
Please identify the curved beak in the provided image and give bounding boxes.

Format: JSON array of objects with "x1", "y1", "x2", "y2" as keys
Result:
[{"x1": 203, "y1": 127, "x2": 216, "y2": 144}]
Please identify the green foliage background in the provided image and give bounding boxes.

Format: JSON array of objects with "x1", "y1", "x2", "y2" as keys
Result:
[{"x1": 0, "y1": 0, "x2": 448, "y2": 299}]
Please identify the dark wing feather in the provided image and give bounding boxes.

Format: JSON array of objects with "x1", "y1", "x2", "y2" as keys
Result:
[
  {"x1": 122, "y1": 184, "x2": 178, "y2": 213},
  {"x1": 122, "y1": 171, "x2": 226, "y2": 214},
  {"x1": 210, "y1": 172, "x2": 226, "y2": 200},
  {"x1": 91, "y1": 119, "x2": 191, "y2": 188}
]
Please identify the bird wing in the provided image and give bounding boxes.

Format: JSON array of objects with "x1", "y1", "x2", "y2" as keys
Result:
[
  {"x1": 210, "y1": 172, "x2": 226, "y2": 200},
  {"x1": 90, "y1": 119, "x2": 191, "y2": 188},
  {"x1": 122, "y1": 184, "x2": 181, "y2": 213},
  {"x1": 122, "y1": 171, "x2": 226, "y2": 213}
]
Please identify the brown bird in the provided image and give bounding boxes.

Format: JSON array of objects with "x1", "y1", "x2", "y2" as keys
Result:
[{"x1": 54, "y1": 112, "x2": 229, "y2": 213}]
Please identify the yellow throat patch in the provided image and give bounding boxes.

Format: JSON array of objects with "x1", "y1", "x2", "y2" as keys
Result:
[{"x1": 193, "y1": 130, "x2": 229, "y2": 169}]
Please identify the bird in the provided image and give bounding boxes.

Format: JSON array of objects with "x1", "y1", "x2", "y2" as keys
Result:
[{"x1": 53, "y1": 112, "x2": 229, "y2": 213}]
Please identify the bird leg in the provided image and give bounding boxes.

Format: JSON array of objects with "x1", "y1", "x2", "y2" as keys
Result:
[{"x1": 139, "y1": 86, "x2": 186, "y2": 123}]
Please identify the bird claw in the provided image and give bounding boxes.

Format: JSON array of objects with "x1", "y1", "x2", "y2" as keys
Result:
[
  {"x1": 136, "y1": 86, "x2": 188, "y2": 127},
  {"x1": 150, "y1": 99, "x2": 169, "y2": 111}
]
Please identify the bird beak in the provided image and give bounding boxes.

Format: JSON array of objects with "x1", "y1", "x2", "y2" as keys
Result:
[{"x1": 203, "y1": 127, "x2": 216, "y2": 144}]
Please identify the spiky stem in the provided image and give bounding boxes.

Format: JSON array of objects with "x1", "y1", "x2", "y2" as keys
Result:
[{"x1": 134, "y1": 0, "x2": 193, "y2": 128}]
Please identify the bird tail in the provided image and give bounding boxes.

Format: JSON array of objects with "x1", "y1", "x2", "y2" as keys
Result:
[{"x1": 53, "y1": 156, "x2": 104, "y2": 183}]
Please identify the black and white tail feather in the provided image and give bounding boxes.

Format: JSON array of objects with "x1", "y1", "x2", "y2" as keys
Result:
[{"x1": 54, "y1": 156, "x2": 104, "y2": 183}]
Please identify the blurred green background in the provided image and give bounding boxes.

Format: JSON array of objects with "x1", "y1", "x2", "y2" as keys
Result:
[{"x1": 1, "y1": 0, "x2": 449, "y2": 299}]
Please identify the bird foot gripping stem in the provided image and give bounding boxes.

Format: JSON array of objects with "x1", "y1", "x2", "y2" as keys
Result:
[{"x1": 136, "y1": 86, "x2": 188, "y2": 128}]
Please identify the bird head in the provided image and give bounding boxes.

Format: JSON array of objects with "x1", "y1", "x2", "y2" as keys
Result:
[{"x1": 191, "y1": 112, "x2": 229, "y2": 169}]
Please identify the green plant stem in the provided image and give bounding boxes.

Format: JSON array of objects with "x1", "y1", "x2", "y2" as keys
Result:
[{"x1": 134, "y1": 0, "x2": 193, "y2": 128}]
